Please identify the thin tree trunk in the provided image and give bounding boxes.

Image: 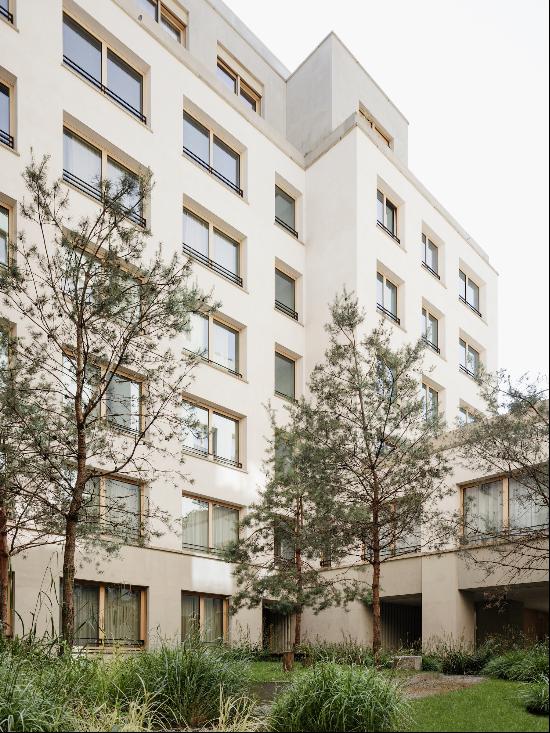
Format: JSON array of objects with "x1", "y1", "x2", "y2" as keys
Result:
[
  {"x1": 0, "y1": 503, "x2": 10, "y2": 638},
  {"x1": 372, "y1": 558, "x2": 382, "y2": 659},
  {"x1": 61, "y1": 514, "x2": 78, "y2": 647}
]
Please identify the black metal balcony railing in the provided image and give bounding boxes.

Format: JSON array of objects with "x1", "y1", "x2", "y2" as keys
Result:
[
  {"x1": 0, "y1": 128, "x2": 14, "y2": 149},
  {"x1": 422, "y1": 336, "x2": 441, "y2": 354},
  {"x1": 275, "y1": 299, "x2": 299, "y2": 320},
  {"x1": 0, "y1": 4, "x2": 13, "y2": 23},
  {"x1": 182, "y1": 145, "x2": 243, "y2": 197},
  {"x1": 377, "y1": 303, "x2": 400, "y2": 325},
  {"x1": 460, "y1": 364, "x2": 477, "y2": 379},
  {"x1": 183, "y1": 347, "x2": 242, "y2": 378},
  {"x1": 377, "y1": 219, "x2": 401, "y2": 244},
  {"x1": 421, "y1": 260, "x2": 441, "y2": 280},
  {"x1": 182, "y1": 242, "x2": 243, "y2": 286},
  {"x1": 183, "y1": 443, "x2": 242, "y2": 469},
  {"x1": 63, "y1": 55, "x2": 147, "y2": 124},
  {"x1": 461, "y1": 522, "x2": 548, "y2": 546},
  {"x1": 62, "y1": 170, "x2": 147, "y2": 228},
  {"x1": 275, "y1": 216, "x2": 298, "y2": 238},
  {"x1": 459, "y1": 294, "x2": 482, "y2": 318}
]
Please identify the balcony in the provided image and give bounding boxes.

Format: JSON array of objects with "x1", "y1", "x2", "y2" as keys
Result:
[
  {"x1": 275, "y1": 299, "x2": 298, "y2": 320},
  {"x1": 182, "y1": 146, "x2": 243, "y2": 197},
  {"x1": 275, "y1": 216, "x2": 298, "y2": 239},
  {"x1": 377, "y1": 220, "x2": 400, "y2": 244},
  {"x1": 63, "y1": 55, "x2": 147, "y2": 124},
  {"x1": 62, "y1": 169, "x2": 146, "y2": 228},
  {"x1": 182, "y1": 242, "x2": 242, "y2": 287},
  {"x1": 377, "y1": 303, "x2": 400, "y2": 325}
]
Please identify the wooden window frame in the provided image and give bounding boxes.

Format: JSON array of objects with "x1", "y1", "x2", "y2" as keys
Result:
[
  {"x1": 182, "y1": 400, "x2": 242, "y2": 468},
  {"x1": 216, "y1": 57, "x2": 261, "y2": 114},
  {"x1": 460, "y1": 477, "x2": 508, "y2": 541},
  {"x1": 422, "y1": 382, "x2": 439, "y2": 421},
  {"x1": 72, "y1": 579, "x2": 147, "y2": 648},
  {"x1": 459, "y1": 336, "x2": 481, "y2": 378},
  {"x1": 0, "y1": 201, "x2": 13, "y2": 268},
  {"x1": 181, "y1": 590, "x2": 229, "y2": 642},
  {"x1": 0, "y1": 76, "x2": 15, "y2": 149},
  {"x1": 182, "y1": 206, "x2": 242, "y2": 285},
  {"x1": 181, "y1": 493, "x2": 240, "y2": 554},
  {"x1": 184, "y1": 309, "x2": 241, "y2": 377},
  {"x1": 274, "y1": 350, "x2": 296, "y2": 402}
]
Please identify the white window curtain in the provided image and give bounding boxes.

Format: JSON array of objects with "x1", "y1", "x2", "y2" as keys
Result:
[
  {"x1": 106, "y1": 157, "x2": 141, "y2": 216},
  {"x1": 212, "y1": 321, "x2": 238, "y2": 372},
  {"x1": 183, "y1": 112, "x2": 210, "y2": 165},
  {"x1": 184, "y1": 313, "x2": 209, "y2": 357},
  {"x1": 464, "y1": 481, "x2": 503, "y2": 537},
  {"x1": 104, "y1": 586, "x2": 140, "y2": 644},
  {"x1": 213, "y1": 229, "x2": 238, "y2": 275},
  {"x1": 203, "y1": 596, "x2": 224, "y2": 642},
  {"x1": 63, "y1": 129, "x2": 102, "y2": 190},
  {"x1": 74, "y1": 583, "x2": 99, "y2": 645},
  {"x1": 212, "y1": 505, "x2": 239, "y2": 550},
  {"x1": 104, "y1": 479, "x2": 140, "y2": 537},
  {"x1": 181, "y1": 496, "x2": 209, "y2": 550},
  {"x1": 182, "y1": 209, "x2": 209, "y2": 257},
  {"x1": 212, "y1": 413, "x2": 238, "y2": 463},
  {"x1": 182, "y1": 403, "x2": 209, "y2": 454},
  {"x1": 509, "y1": 477, "x2": 549, "y2": 530},
  {"x1": 213, "y1": 136, "x2": 239, "y2": 188},
  {"x1": 181, "y1": 594, "x2": 200, "y2": 639},
  {"x1": 106, "y1": 374, "x2": 141, "y2": 433}
]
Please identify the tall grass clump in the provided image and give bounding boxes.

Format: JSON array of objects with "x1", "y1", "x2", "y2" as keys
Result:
[
  {"x1": 483, "y1": 642, "x2": 549, "y2": 682},
  {"x1": 422, "y1": 638, "x2": 497, "y2": 675},
  {"x1": 105, "y1": 638, "x2": 250, "y2": 728},
  {"x1": 521, "y1": 675, "x2": 549, "y2": 716},
  {"x1": 268, "y1": 662, "x2": 409, "y2": 732},
  {"x1": 298, "y1": 637, "x2": 393, "y2": 668}
]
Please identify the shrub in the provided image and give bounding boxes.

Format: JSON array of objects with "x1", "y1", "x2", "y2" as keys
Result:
[
  {"x1": 268, "y1": 662, "x2": 410, "y2": 732},
  {"x1": 422, "y1": 639, "x2": 497, "y2": 675},
  {"x1": 298, "y1": 637, "x2": 393, "y2": 668},
  {"x1": 483, "y1": 643, "x2": 549, "y2": 682},
  {"x1": 105, "y1": 639, "x2": 249, "y2": 728},
  {"x1": 521, "y1": 675, "x2": 549, "y2": 716},
  {"x1": 421, "y1": 654, "x2": 442, "y2": 672}
]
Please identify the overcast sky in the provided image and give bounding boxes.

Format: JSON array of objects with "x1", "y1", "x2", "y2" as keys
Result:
[{"x1": 226, "y1": 0, "x2": 549, "y2": 380}]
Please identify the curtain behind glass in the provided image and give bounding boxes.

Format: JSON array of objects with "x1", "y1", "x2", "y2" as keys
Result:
[
  {"x1": 181, "y1": 594, "x2": 200, "y2": 639},
  {"x1": 459, "y1": 270, "x2": 467, "y2": 299},
  {"x1": 212, "y1": 413, "x2": 237, "y2": 462},
  {"x1": 275, "y1": 269, "x2": 295, "y2": 309},
  {"x1": 467, "y1": 279, "x2": 479, "y2": 309},
  {"x1": 106, "y1": 374, "x2": 140, "y2": 433},
  {"x1": 104, "y1": 586, "x2": 140, "y2": 644},
  {"x1": 275, "y1": 186, "x2": 295, "y2": 229},
  {"x1": 1, "y1": 206, "x2": 8, "y2": 266},
  {"x1": 184, "y1": 313, "x2": 208, "y2": 357},
  {"x1": 427, "y1": 240, "x2": 438, "y2": 273},
  {"x1": 376, "y1": 272, "x2": 384, "y2": 307},
  {"x1": 107, "y1": 50, "x2": 143, "y2": 113},
  {"x1": 376, "y1": 190, "x2": 384, "y2": 224},
  {"x1": 63, "y1": 129, "x2": 102, "y2": 190},
  {"x1": 106, "y1": 158, "x2": 141, "y2": 216},
  {"x1": 203, "y1": 597, "x2": 223, "y2": 642},
  {"x1": 213, "y1": 229, "x2": 238, "y2": 275},
  {"x1": 212, "y1": 505, "x2": 238, "y2": 551},
  {"x1": 213, "y1": 137, "x2": 239, "y2": 187},
  {"x1": 183, "y1": 209, "x2": 209, "y2": 256},
  {"x1": 213, "y1": 321, "x2": 237, "y2": 372},
  {"x1": 104, "y1": 479, "x2": 140, "y2": 538},
  {"x1": 183, "y1": 403, "x2": 209, "y2": 454},
  {"x1": 509, "y1": 477, "x2": 549, "y2": 530},
  {"x1": 181, "y1": 496, "x2": 209, "y2": 550},
  {"x1": 183, "y1": 113, "x2": 209, "y2": 165},
  {"x1": 385, "y1": 279, "x2": 397, "y2": 315},
  {"x1": 275, "y1": 353, "x2": 295, "y2": 399},
  {"x1": 74, "y1": 583, "x2": 99, "y2": 645},
  {"x1": 63, "y1": 15, "x2": 102, "y2": 81},
  {"x1": 464, "y1": 481, "x2": 503, "y2": 536}
]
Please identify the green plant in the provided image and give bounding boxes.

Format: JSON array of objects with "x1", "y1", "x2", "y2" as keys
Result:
[
  {"x1": 422, "y1": 639, "x2": 496, "y2": 675},
  {"x1": 268, "y1": 662, "x2": 410, "y2": 732},
  {"x1": 298, "y1": 637, "x2": 393, "y2": 668},
  {"x1": 521, "y1": 675, "x2": 549, "y2": 715},
  {"x1": 421, "y1": 654, "x2": 442, "y2": 672},
  {"x1": 483, "y1": 643, "x2": 549, "y2": 682}
]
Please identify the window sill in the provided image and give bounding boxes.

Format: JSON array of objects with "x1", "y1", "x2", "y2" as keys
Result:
[{"x1": 274, "y1": 218, "x2": 301, "y2": 242}]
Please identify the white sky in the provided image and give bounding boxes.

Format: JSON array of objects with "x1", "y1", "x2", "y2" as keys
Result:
[{"x1": 225, "y1": 0, "x2": 549, "y2": 380}]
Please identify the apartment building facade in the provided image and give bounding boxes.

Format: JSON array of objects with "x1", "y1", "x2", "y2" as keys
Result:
[{"x1": 1, "y1": 0, "x2": 547, "y2": 648}]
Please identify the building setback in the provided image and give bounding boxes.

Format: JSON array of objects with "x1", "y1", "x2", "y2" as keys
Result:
[{"x1": 1, "y1": 0, "x2": 547, "y2": 648}]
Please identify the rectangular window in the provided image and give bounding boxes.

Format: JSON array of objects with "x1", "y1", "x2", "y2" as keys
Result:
[
  {"x1": 104, "y1": 478, "x2": 141, "y2": 539},
  {"x1": 63, "y1": 128, "x2": 102, "y2": 198},
  {"x1": 182, "y1": 112, "x2": 242, "y2": 195},
  {"x1": 463, "y1": 481, "x2": 503, "y2": 538},
  {"x1": 212, "y1": 320, "x2": 238, "y2": 373},
  {"x1": 275, "y1": 186, "x2": 297, "y2": 236},
  {"x1": 0, "y1": 205, "x2": 9, "y2": 267},
  {"x1": 275, "y1": 269, "x2": 297, "y2": 319},
  {"x1": 182, "y1": 209, "x2": 242, "y2": 285},
  {"x1": 0, "y1": 82, "x2": 10, "y2": 148},
  {"x1": 62, "y1": 353, "x2": 98, "y2": 412},
  {"x1": 212, "y1": 412, "x2": 238, "y2": 465},
  {"x1": 275, "y1": 352, "x2": 295, "y2": 401},
  {"x1": 181, "y1": 592, "x2": 228, "y2": 643},
  {"x1": 377, "y1": 272, "x2": 399, "y2": 323},
  {"x1": 183, "y1": 312, "x2": 241, "y2": 376},
  {"x1": 459, "y1": 269, "x2": 481, "y2": 315},
  {"x1": 137, "y1": 1, "x2": 186, "y2": 43},
  {"x1": 63, "y1": 15, "x2": 145, "y2": 122},
  {"x1": 274, "y1": 519, "x2": 294, "y2": 562},
  {"x1": 182, "y1": 403, "x2": 209, "y2": 456},
  {"x1": 184, "y1": 312, "x2": 209, "y2": 357},
  {"x1": 509, "y1": 476, "x2": 549, "y2": 531},
  {"x1": 181, "y1": 495, "x2": 239, "y2": 553},
  {"x1": 459, "y1": 338, "x2": 480, "y2": 377},
  {"x1": 73, "y1": 581, "x2": 145, "y2": 647},
  {"x1": 422, "y1": 233, "x2": 439, "y2": 278},
  {"x1": 422, "y1": 308, "x2": 439, "y2": 353},
  {"x1": 216, "y1": 57, "x2": 261, "y2": 114},
  {"x1": 422, "y1": 383, "x2": 439, "y2": 421},
  {"x1": 106, "y1": 157, "x2": 142, "y2": 224},
  {"x1": 137, "y1": 0, "x2": 157, "y2": 19},
  {"x1": 458, "y1": 406, "x2": 477, "y2": 425},
  {"x1": 106, "y1": 373, "x2": 141, "y2": 433},
  {"x1": 1, "y1": 0, "x2": 13, "y2": 23},
  {"x1": 376, "y1": 190, "x2": 399, "y2": 241}
]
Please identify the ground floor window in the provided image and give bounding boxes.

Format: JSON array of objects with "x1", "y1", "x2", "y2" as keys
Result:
[
  {"x1": 181, "y1": 592, "x2": 228, "y2": 643},
  {"x1": 72, "y1": 580, "x2": 146, "y2": 647}
]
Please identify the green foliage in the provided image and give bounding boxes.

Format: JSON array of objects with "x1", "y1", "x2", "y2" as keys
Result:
[
  {"x1": 483, "y1": 642, "x2": 549, "y2": 682},
  {"x1": 268, "y1": 662, "x2": 410, "y2": 732},
  {"x1": 521, "y1": 675, "x2": 549, "y2": 715},
  {"x1": 421, "y1": 654, "x2": 442, "y2": 672},
  {"x1": 298, "y1": 637, "x2": 393, "y2": 668}
]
